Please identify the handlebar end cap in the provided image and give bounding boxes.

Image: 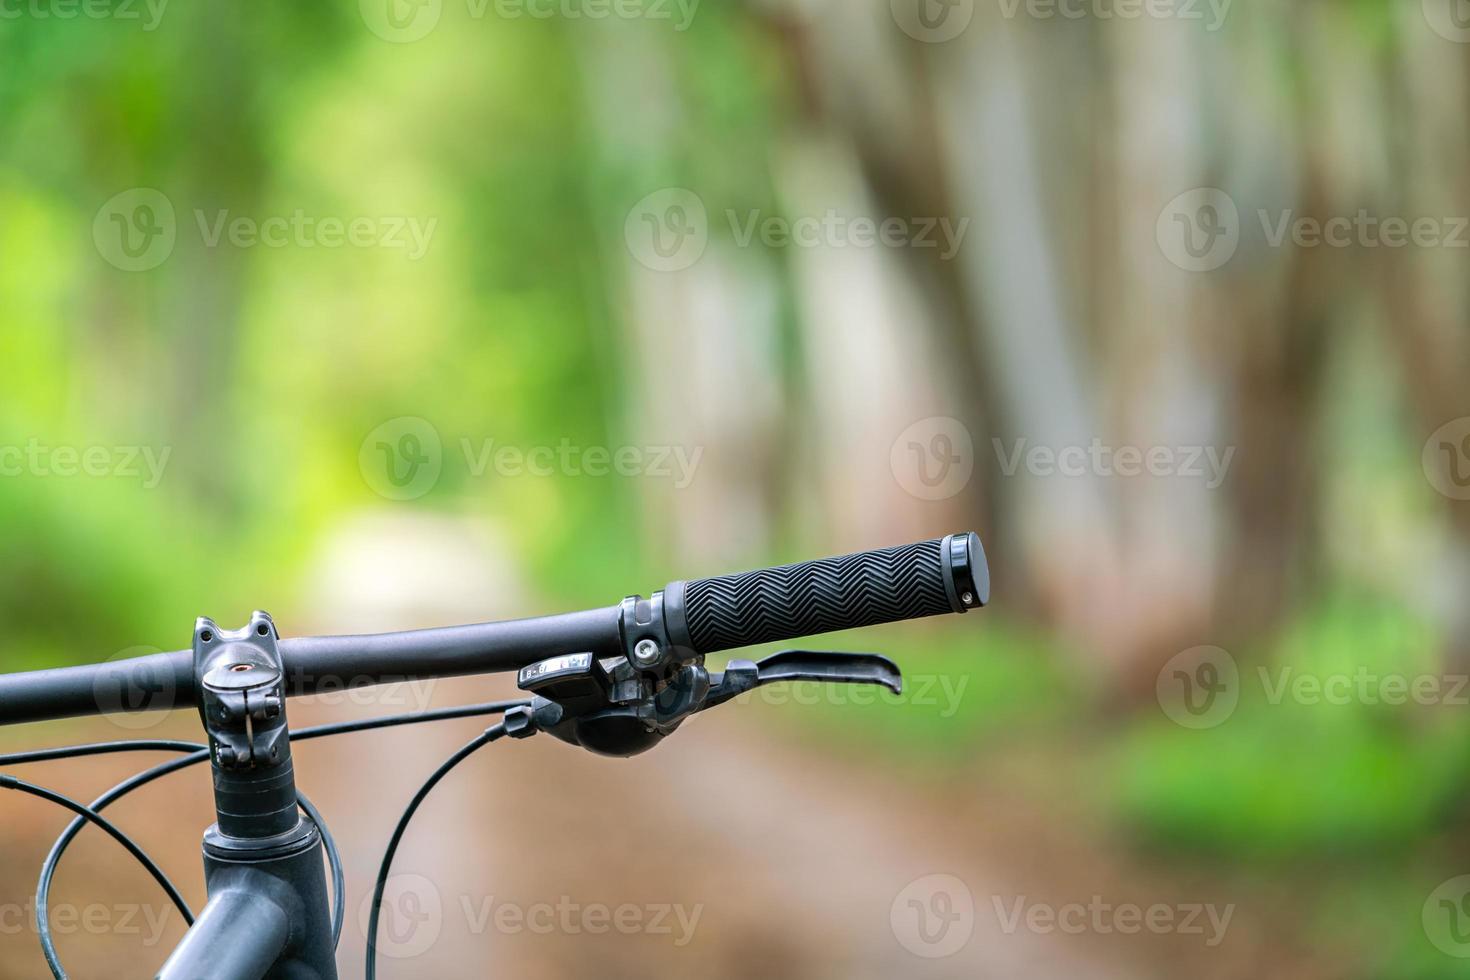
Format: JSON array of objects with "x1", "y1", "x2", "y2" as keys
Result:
[{"x1": 943, "y1": 531, "x2": 989, "y2": 612}]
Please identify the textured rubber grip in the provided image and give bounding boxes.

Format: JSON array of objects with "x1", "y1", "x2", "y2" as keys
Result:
[{"x1": 672, "y1": 534, "x2": 985, "y2": 655}]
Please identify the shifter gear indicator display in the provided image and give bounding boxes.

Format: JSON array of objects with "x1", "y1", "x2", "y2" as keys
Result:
[{"x1": 518, "y1": 653, "x2": 594, "y2": 687}]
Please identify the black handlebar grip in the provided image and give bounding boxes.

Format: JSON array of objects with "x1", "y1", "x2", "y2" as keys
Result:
[{"x1": 662, "y1": 532, "x2": 988, "y2": 655}]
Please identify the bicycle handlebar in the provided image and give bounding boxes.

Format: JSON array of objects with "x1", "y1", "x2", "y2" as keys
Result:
[
  {"x1": 0, "y1": 609, "x2": 623, "y2": 726},
  {"x1": 0, "y1": 533, "x2": 987, "y2": 727}
]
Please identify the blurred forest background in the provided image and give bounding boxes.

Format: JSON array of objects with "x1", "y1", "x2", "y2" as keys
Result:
[{"x1": 3, "y1": 0, "x2": 1470, "y2": 977}]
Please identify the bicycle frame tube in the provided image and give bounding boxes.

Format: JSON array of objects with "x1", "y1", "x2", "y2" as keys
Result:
[{"x1": 158, "y1": 873, "x2": 295, "y2": 980}]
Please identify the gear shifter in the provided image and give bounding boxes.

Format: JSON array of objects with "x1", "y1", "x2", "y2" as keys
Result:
[{"x1": 518, "y1": 649, "x2": 904, "y2": 758}]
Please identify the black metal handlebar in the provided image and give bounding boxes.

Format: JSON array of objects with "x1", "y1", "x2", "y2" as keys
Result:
[
  {"x1": 0, "y1": 609, "x2": 624, "y2": 726},
  {"x1": 0, "y1": 533, "x2": 987, "y2": 727}
]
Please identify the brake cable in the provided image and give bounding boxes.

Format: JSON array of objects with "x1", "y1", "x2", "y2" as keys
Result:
[
  {"x1": 0, "y1": 740, "x2": 210, "y2": 765},
  {"x1": 8, "y1": 743, "x2": 340, "y2": 980},
  {"x1": 2, "y1": 698, "x2": 531, "y2": 979},
  {"x1": 365, "y1": 711, "x2": 533, "y2": 980},
  {"x1": 0, "y1": 775, "x2": 196, "y2": 930},
  {"x1": 30, "y1": 750, "x2": 206, "y2": 979}
]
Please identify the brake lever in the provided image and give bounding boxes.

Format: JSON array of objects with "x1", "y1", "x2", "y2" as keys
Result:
[{"x1": 700, "y1": 650, "x2": 903, "y2": 711}]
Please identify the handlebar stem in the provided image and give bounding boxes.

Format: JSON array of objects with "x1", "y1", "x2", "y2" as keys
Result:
[{"x1": 156, "y1": 614, "x2": 340, "y2": 980}]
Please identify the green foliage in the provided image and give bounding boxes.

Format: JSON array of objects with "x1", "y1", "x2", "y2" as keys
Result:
[
  {"x1": 0, "y1": 11, "x2": 796, "y2": 652},
  {"x1": 1113, "y1": 596, "x2": 1469, "y2": 858}
]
